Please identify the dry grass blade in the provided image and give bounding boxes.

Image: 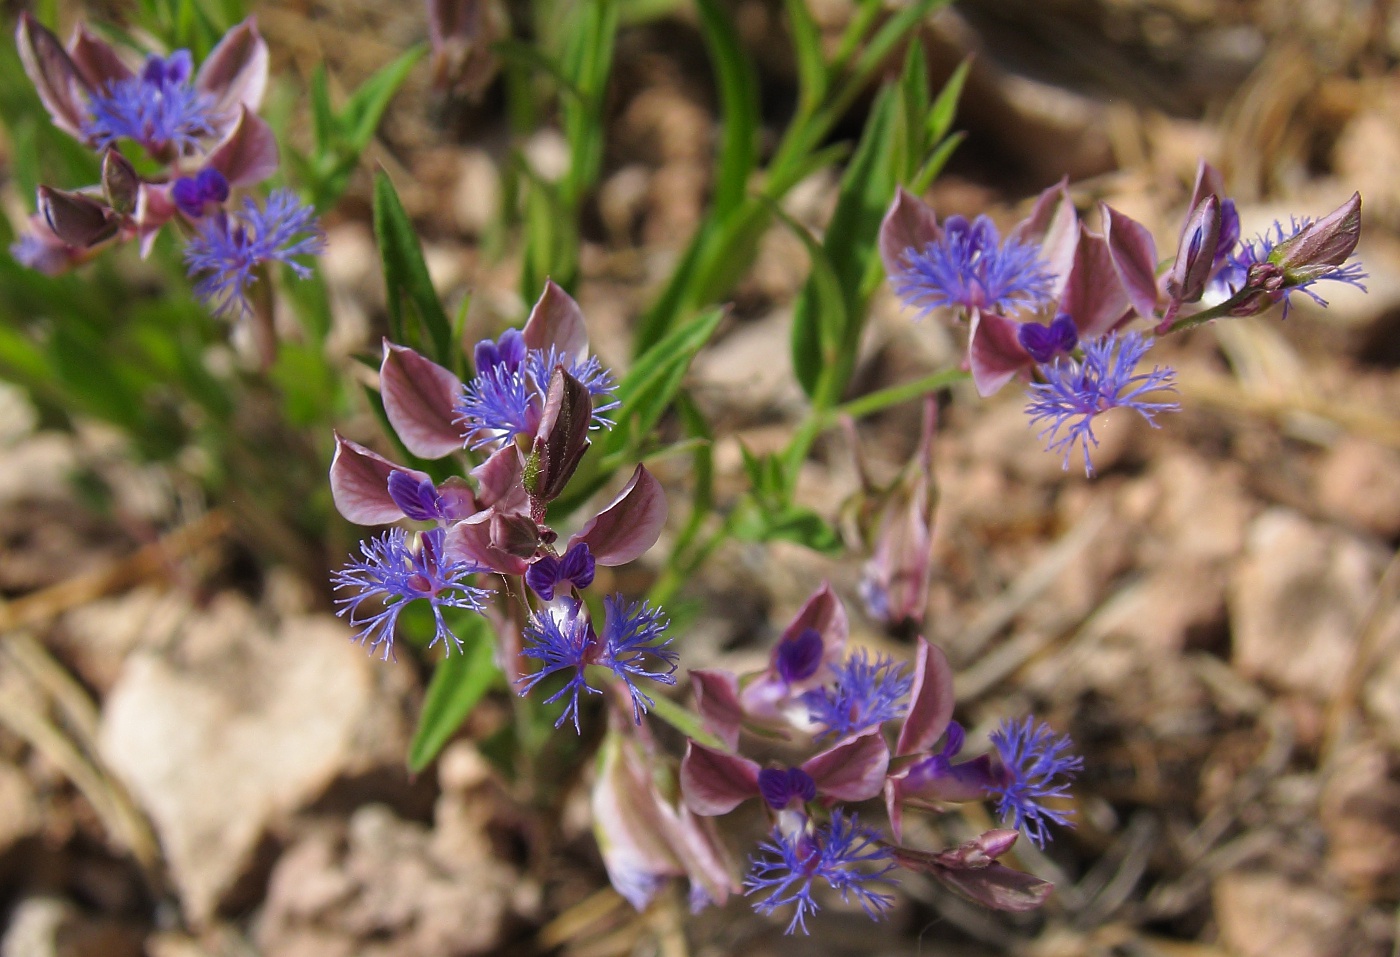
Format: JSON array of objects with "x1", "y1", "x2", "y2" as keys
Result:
[
  {"x1": 0, "y1": 511, "x2": 229, "y2": 635},
  {"x1": 0, "y1": 647, "x2": 160, "y2": 873},
  {"x1": 947, "y1": 503, "x2": 1111, "y2": 665}
]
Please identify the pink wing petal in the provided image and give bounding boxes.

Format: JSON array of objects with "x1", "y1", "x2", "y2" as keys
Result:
[
  {"x1": 67, "y1": 24, "x2": 132, "y2": 88},
  {"x1": 522, "y1": 279, "x2": 589, "y2": 358},
  {"x1": 1100, "y1": 202, "x2": 1160, "y2": 319},
  {"x1": 968, "y1": 310, "x2": 1033, "y2": 398},
  {"x1": 17, "y1": 14, "x2": 91, "y2": 140},
  {"x1": 801, "y1": 731, "x2": 890, "y2": 803},
  {"x1": 678, "y1": 741, "x2": 760, "y2": 816},
  {"x1": 380, "y1": 341, "x2": 466, "y2": 460},
  {"x1": 329, "y1": 433, "x2": 421, "y2": 525},
  {"x1": 690, "y1": 669, "x2": 743, "y2": 752},
  {"x1": 879, "y1": 186, "x2": 942, "y2": 281},
  {"x1": 570, "y1": 464, "x2": 667, "y2": 566},
  {"x1": 195, "y1": 17, "x2": 269, "y2": 117},
  {"x1": 895, "y1": 637, "x2": 955, "y2": 757},
  {"x1": 1060, "y1": 225, "x2": 1131, "y2": 340},
  {"x1": 205, "y1": 106, "x2": 279, "y2": 186}
]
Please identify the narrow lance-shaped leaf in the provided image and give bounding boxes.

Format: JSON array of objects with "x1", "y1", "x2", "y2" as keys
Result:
[
  {"x1": 407, "y1": 615, "x2": 502, "y2": 772},
  {"x1": 372, "y1": 171, "x2": 455, "y2": 364}
]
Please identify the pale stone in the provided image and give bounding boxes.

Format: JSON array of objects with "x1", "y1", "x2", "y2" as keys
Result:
[
  {"x1": 98, "y1": 600, "x2": 410, "y2": 926},
  {"x1": 1230, "y1": 509, "x2": 1383, "y2": 699}
]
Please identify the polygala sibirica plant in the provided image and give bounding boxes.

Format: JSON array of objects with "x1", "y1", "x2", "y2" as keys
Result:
[
  {"x1": 880, "y1": 162, "x2": 1365, "y2": 474},
  {"x1": 13, "y1": 14, "x2": 324, "y2": 331},
  {"x1": 6, "y1": 0, "x2": 1374, "y2": 943}
]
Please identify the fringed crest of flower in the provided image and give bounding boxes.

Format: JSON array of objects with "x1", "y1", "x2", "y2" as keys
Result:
[
  {"x1": 1221, "y1": 217, "x2": 1368, "y2": 314},
  {"x1": 600, "y1": 595, "x2": 678, "y2": 721},
  {"x1": 331, "y1": 527, "x2": 489, "y2": 660},
  {"x1": 83, "y1": 51, "x2": 216, "y2": 154},
  {"x1": 802, "y1": 650, "x2": 912, "y2": 740},
  {"x1": 456, "y1": 335, "x2": 619, "y2": 449},
  {"x1": 183, "y1": 189, "x2": 325, "y2": 317},
  {"x1": 744, "y1": 810, "x2": 897, "y2": 935},
  {"x1": 519, "y1": 599, "x2": 599, "y2": 733},
  {"x1": 988, "y1": 717, "x2": 1083, "y2": 848},
  {"x1": 891, "y1": 214, "x2": 1056, "y2": 318},
  {"x1": 1025, "y1": 332, "x2": 1179, "y2": 477},
  {"x1": 518, "y1": 594, "x2": 676, "y2": 731}
]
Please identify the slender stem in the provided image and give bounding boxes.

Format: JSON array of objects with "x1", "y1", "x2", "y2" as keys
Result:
[
  {"x1": 647, "y1": 692, "x2": 725, "y2": 750},
  {"x1": 829, "y1": 368, "x2": 969, "y2": 422},
  {"x1": 1160, "y1": 288, "x2": 1256, "y2": 334}
]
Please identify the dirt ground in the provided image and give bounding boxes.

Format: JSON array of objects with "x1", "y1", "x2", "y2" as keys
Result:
[{"x1": 2, "y1": 0, "x2": 1399, "y2": 954}]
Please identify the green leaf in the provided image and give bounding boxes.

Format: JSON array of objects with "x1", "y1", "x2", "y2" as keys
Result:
[
  {"x1": 372, "y1": 171, "x2": 453, "y2": 363},
  {"x1": 895, "y1": 39, "x2": 930, "y2": 183},
  {"x1": 927, "y1": 56, "x2": 971, "y2": 145},
  {"x1": 340, "y1": 46, "x2": 425, "y2": 154},
  {"x1": 607, "y1": 306, "x2": 725, "y2": 454},
  {"x1": 784, "y1": 0, "x2": 827, "y2": 110},
  {"x1": 789, "y1": 85, "x2": 897, "y2": 400},
  {"x1": 776, "y1": 205, "x2": 848, "y2": 399},
  {"x1": 695, "y1": 0, "x2": 759, "y2": 219},
  {"x1": 911, "y1": 131, "x2": 965, "y2": 196},
  {"x1": 734, "y1": 504, "x2": 843, "y2": 553},
  {"x1": 407, "y1": 615, "x2": 502, "y2": 773},
  {"x1": 493, "y1": 39, "x2": 584, "y2": 100},
  {"x1": 309, "y1": 67, "x2": 337, "y2": 157}
]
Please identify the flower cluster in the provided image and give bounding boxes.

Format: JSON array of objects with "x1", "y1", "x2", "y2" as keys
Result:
[
  {"x1": 329, "y1": 283, "x2": 674, "y2": 733},
  {"x1": 664, "y1": 585, "x2": 1079, "y2": 934},
  {"x1": 880, "y1": 162, "x2": 1366, "y2": 475},
  {"x1": 13, "y1": 15, "x2": 322, "y2": 322}
]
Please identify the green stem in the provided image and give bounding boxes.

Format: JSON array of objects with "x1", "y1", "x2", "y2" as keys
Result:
[
  {"x1": 647, "y1": 692, "x2": 725, "y2": 749},
  {"x1": 1161, "y1": 289, "x2": 1255, "y2": 334},
  {"x1": 829, "y1": 367, "x2": 969, "y2": 422}
]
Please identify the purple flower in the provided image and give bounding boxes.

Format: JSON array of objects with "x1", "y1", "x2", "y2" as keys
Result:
[
  {"x1": 803, "y1": 650, "x2": 912, "y2": 740},
  {"x1": 891, "y1": 215, "x2": 1056, "y2": 318},
  {"x1": 1220, "y1": 216, "x2": 1368, "y2": 315},
  {"x1": 989, "y1": 717, "x2": 1082, "y2": 849},
  {"x1": 456, "y1": 335, "x2": 618, "y2": 449},
  {"x1": 525, "y1": 541, "x2": 596, "y2": 601},
  {"x1": 744, "y1": 810, "x2": 897, "y2": 935},
  {"x1": 82, "y1": 51, "x2": 216, "y2": 155},
  {"x1": 183, "y1": 190, "x2": 325, "y2": 317},
  {"x1": 1025, "y1": 332, "x2": 1179, "y2": 477},
  {"x1": 1017, "y1": 313, "x2": 1079, "y2": 363},
  {"x1": 599, "y1": 595, "x2": 678, "y2": 721},
  {"x1": 171, "y1": 167, "x2": 230, "y2": 218},
  {"x1": 518, "y1": 594, "x2": 677, "y2": 732},
  {"x1": 331, "y1": 527, "x2": 490, "y2": 660},
  {"x1": 774, "y1": 628, "x2": 824, "y2": 684},
  {"x1": 519, "y1": 600, "x2": 599, "y2": 733},
  {"x1": 758, "y1": 768, "x2": 817, "y2": 811}
]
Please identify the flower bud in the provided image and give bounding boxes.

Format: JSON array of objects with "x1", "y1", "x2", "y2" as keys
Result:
[
  {"x1": 526, "y1": 365, "x2": 592, "y2": 504},
  {"x1": 37, "y1": 185, "x2": 118, "y2": 248},
  {"x1": 1269, "y1": 192, "x2": 1362, "y2": 284},
  {"x1": 1165, "y1": 194, "x2": 1221, "y2": 305},
  {"x1": 101, "y1": 150, "x2": 140, "y2": 215}
]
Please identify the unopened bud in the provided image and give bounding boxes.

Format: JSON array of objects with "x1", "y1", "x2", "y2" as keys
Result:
[
  {"x1": 527, "y1": 366, "x2": 593, "y2": 504},
  {"x1": 1165, "y1": 194, "x2": 1221, "y2": 305},
  {"x1": 38, "y1": 185, "x2": 118, "y2": 248},
  {"x1": 101, "y1": 150, "x2": 139, "y2": 214},
  {"x1": 1270, "y1": 192, "x2": 1362, "y2": 284}
]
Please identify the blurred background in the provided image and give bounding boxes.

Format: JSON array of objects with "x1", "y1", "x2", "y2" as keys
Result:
[{"x1": 0, "y1": 0, "x2": 1398, "y2": 954}]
